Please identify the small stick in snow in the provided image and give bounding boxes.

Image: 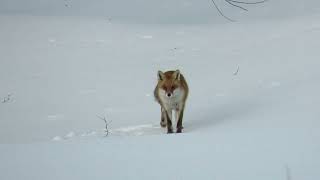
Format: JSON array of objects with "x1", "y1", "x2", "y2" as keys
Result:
[
  {"x1": 227, "y1": 0, "x2": 268, "y2": 5},
  {"x1": 209, "y1": 0, "x2": 268, "y2": 21},
  {"x1": 2, "y1": 94, "x2": 11, "y2": 103},
  {"x1": 225, "y1": 0, "x2": 248, "y2": 11},
  {"x1": 233, "y1": 66, "x2": 240, "y2": 76},
  {"x1": 210, "y1": 0, "x2": 236, "y2": 22},
  {"x1": 97, "y1": 115, "x2": 111, "y2": 136},
  {"x1": 285, "y1": 165, "x2": 292, "y2": 180}
]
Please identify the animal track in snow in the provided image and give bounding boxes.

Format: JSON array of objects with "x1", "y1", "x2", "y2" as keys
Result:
[
  {"x1": 79, "y1": 89, "x2": 97, "y2": 95},
  {"x1": 51, "y1": 124, "x2": 162, "y2": 141},
  {"x1": 52, "y1": 136, "x2": 62, "y2": 141},
  {"x1": 270, "y1": 81, "x2": 281, "y2": 88},
  {"x1": 47, "y1": 114, "x2": 65, "y2": 121},
  {"x1": 258, "y1": 80, "x2": 281, "y2": 88},
  {"x1": 80, "y1": 131, "x2": 98, "y2": 137},
  {"x1": 175, "y1": 31, "x2": 185, "y2": 35},
  {"x1": 64, "y1": 131, "x2": 75, "y2": 139},
  {"x1": 110, "y1": 124, "x2": 161, "y2": 136},
  {"x1": 48, "y1": 38, "x2": 56, "y2": 43},
  {"x1": 215, "y1": 93, "x2": 226, "y2": 97},
  {"x1": 140, "y1": 35, "x2": 153, "y2": 39}
]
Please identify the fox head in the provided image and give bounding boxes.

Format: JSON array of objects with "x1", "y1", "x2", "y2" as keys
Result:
[{"x1": 157, "y1": 70, "x2": 182, "y2": 98}]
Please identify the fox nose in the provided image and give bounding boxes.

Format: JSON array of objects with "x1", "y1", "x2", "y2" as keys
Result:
[{"x1": 167, "y1": 93, "x2": 172, "y2": 97}]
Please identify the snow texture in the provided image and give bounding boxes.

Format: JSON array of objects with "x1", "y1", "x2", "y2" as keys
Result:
[{"x1": 0, "y1": 0, "x2": 320, "y2": 180}]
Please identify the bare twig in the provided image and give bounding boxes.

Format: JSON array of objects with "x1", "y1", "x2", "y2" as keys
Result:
[
  {"x1": 97, "y1": 115, "x2": 111, "y2": 136},
  {"x1": 209, "y1": 0, "x2": 268, "y2": 21},
  {"x1": 233, "y1": 66, "x2": 240, "y2": 76},
  {"x1": 227, "y1": 0, "x2": 268, "y2": 5},
  {"x1": 64, "y1": 0, "x2": 70, "y2": 8},
  {"x1": 210, "y1": 0, "x2": 235, "y2": 22},
  {"x1": 225, "y1": 0, "x2": 248, "y2": 11}
]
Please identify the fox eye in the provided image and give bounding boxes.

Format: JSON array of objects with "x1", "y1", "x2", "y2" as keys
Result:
[{"x1": 163, "y1": 87, "x2": 167, "y2": 91}]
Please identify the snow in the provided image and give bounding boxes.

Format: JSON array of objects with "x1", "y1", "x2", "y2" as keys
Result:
[{"x1": 1, "y1": 0, "x2": 320, "y2": 179}]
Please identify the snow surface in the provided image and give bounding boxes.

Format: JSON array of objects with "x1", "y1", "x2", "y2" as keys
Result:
[{"x1": 1, "y1": 0, "x2": 320, "y2": 179}]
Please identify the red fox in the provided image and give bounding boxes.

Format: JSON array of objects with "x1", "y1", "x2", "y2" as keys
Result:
[{"x1": 154, "y1": 70, "x2": 189, "y2": 133}]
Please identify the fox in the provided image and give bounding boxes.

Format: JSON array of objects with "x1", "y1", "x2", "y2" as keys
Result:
[{"x1": 154, "y1": 70, "x2": 189, "y2": 133}]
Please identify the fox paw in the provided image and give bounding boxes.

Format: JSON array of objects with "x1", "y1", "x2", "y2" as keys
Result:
[{"x1": 160, "y1": 121, "x2": 167, "y2": 128}]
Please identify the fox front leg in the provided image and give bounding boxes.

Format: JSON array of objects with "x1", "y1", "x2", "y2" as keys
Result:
[
  {"x1": 164, "y1": 109, "x2": 173, "y2": 134},
  {"x1": 176, "y1": 107, "x2": 185, "y2": 133},
  {"x1": 160, "y1": 107, "x2": 167, "y2": 128}
]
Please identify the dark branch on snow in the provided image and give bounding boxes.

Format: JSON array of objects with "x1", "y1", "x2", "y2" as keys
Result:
[
  {"x1": 233, "y1": 66, "x2": 240, "y2": 76},
  {"x1": 97, "y1": 115, "x2": 111, "y2": 136},
  {"x1": 227, "y1": 0, "x2": 268, "y2": 5},
  {"x1": 210, "y1": 0, "x2": 235, "y2": 22},
  {"x1": 210, "y1": 0, "x2": 268, "y2": 21},
  {"x1": 226, "y1": 0, "x2": 248, "y2": 11}
]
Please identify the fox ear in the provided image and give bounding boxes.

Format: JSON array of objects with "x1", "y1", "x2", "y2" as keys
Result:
[
  {"x1": 174, "y1": 70, "x2": 181, "y2": 80},
  {"x1": 158, "y1": 71, "x2": 165, "y2": 80}
]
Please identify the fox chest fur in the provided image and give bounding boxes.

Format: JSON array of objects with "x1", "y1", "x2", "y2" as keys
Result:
[{"x1": 157, "y1": 88, "x2": 185, "y2": 111}]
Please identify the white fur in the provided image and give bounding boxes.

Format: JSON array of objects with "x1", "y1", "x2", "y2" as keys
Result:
[
  {"x1": 159, "y1": 88, "x2": 184, "y2": 110},
  {"x1": 159, "y1": 88, "x2": 185, "y2": 124}
]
